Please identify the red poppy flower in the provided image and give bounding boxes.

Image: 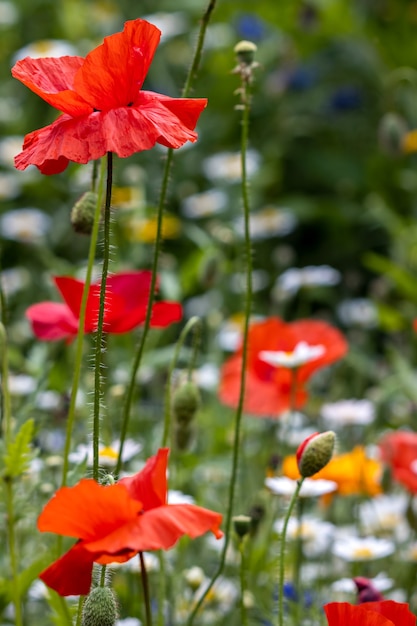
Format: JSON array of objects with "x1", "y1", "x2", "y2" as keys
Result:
[
  {"x1": 324, "y1": 600, "x2": 416, "y2": 626},
  {"x1": 219, "y1": 317, "x2": 348, "y2": 417},
  {"x1": 378, "y1": 430, "x2": 417, "y2": 493},
  {"x1": 38, "y1": 448, "x2": 223, "y2": 596},
  {"x1": 26, "y1": 270, "x2": 182, "y2": 341},
  {"x1": 12, "y1": 19, "x2": 207, "y2": 174}
]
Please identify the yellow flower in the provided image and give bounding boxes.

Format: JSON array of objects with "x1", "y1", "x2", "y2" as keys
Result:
[
  {"x1": 125, "y1": 215, "x2": 181, "y2": 243},
  {"x1": 402, "y1": 130, "x2": 417, "y2": 154},
  {"x1": 282, "y1": 445, "x2": 382, "y2": 497}
]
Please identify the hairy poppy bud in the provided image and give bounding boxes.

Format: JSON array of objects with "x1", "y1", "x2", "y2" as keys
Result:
[
  {"x1": 296, "y1": 431, "x2": 336, "y2": 478},
  {"x1": 172, "y1": 381, "x2": 201, "y2": 425},
  {"x1": 233, "y1": 514, "x2": 252, "y2": 539},
  {"x1": 82, "y1": 587, "x2": 118, "y2": 626},
  {"x1": 174, "y1": 422, "x2": 195, "y2": 451},
  {"x1": 71, "y1": 191, "x2": 99, "y2": 235},
  {"x1": 234, "y1": 40, "x2": 257, "y2": 65}
]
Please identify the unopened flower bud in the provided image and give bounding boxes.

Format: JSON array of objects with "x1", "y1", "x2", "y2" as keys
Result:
[
  {"x1": 296, "y1": 431, "x2": 336, "y2": 478},
  {"x1": 71, "y1": 191, "x2": 99, "y2": 235},
  {"x1": 234, "y1": 40, "x2": 257, "y2": 65},
  {"x1": 172, "y1": 381, "x2": 201, "y2": 425},
  {"x1": 233, "y1": 514, "x2": 252, "y2": 538},
  {"x1": 82, "y1": 587, "x2": 118, "y2": 626},
  {"x1": 174, "y1": 422, "x2": 195, "y2": 451}
]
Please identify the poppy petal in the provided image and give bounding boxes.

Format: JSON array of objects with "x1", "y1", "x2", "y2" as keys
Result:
[
  {"x1": 119, "y1": 448, "x2": 169, "y2": 509},
  {"x1": 39, "y1": 542, "x2": 95, "y2": 596},
  {"x1": 11, "y1": 56, "x2": 92, "y2": 117},
  {"x1": 219, "y1": 354, "x2": 307, "y2": 417},
  {"x1": 74, "y1": 19, "x2": 161, "y2": 110},
  {"x1": 139, "y1": 91, "x2": 208, "y2": 133},
  {"x1": 38, "y1": 479, "x2": 142, "y2": 541},
  {"x1": 134, "y1": 92, "x2": 207, "y2": 148},
  {"x1": 362, "y1": 601, "x2": 416, "y2": 626},
  {"x1": 108, "y1": 301, "x2": 182, "y2": 333},
  {"x1": 324, "y1": 603, "x2": 394, "y2": 626},
  {"x1": 26, "y1": 302, "x2": 78, "y2": 341},
  {"x1": 85, "y1": 503, "x2": 223, "y2": 554}
]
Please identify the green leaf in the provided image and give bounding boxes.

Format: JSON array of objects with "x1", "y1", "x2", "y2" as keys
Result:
[
  {"x1": 363, "y1": 252, "x2": 417, "y2": 303},
  {"x1": 3, "y1": 419, "x2": 35, "y2": 479}
]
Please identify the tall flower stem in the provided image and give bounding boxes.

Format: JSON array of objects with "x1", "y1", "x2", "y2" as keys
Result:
[
  {"x1": 92, "y1": 151, "x2": 113, "y2": 481},
  {"x1": 5, "y1": 478, "x2": 22, "y2": 626},
  {"x1": 239, "y1": 540, "x2": 249, "y2": 626},
  {"x1": 139, "y1": 552, "x2": 153, "y2": 626},
  {"x1": 186, "y1": 46, "x2": 255, "y2": 626},
  {"x1": 278, "y1": 478, "x2": 305, "y2": 626},
  {"x1": 0, "y1": 324, "x2": 12, "y2": 445},
  {"x1": 115, "y1": 0, "x2": 217, "y2": 476},
  {"x1": 162, "y1": 315, "x2": 201, "y2": 448},
  {"x1": 61, "y1": 158, "x2": 106, "y2": 488}
]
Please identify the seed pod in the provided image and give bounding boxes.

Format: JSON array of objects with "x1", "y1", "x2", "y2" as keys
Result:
[{"x1": 82, "y1": 587, "x2": 118, "y2": 626}]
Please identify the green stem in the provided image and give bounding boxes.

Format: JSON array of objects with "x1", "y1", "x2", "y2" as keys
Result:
[
  {"x1": 61, "y1": 158, "x2": 106, "y2": 488},
  {"x1": 0, "y1": 324, "x2": 12, "y2": 445},
  {"x1": 186, "y1": 47, "x2": 253, "y2": 626},
  {"x1": 139, "y1": 551, "x2": 153, "y2": 626},
  {"x1": 162, "y1": 316, "x2": 201, "y2": 448},
  {"x1": 100, "y1": 565, "x2": 107, "y2": 586},
  {"x1": 115, "y1": 0, "x2": 216, "y2": 477},
  {"x1": 239, "y1": 540, "x2": 249, "y2": 626},
  {"x1": 278, "y1": 478, "x2": 305, "y2": 626},
  {"x1": 93, "y1": 152, "x2": 113, "y2": 481},
  {"x1": 5, "y1": 478, "x2": 22, "y2": 626},
  {"x1": 181, "y1": 0, "x2": 217, "y2": 97}
]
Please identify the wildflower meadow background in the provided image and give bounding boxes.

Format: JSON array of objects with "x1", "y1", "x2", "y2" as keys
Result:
[{"x1": 2, "y1": 0, "x2": 417, "y2": 625}]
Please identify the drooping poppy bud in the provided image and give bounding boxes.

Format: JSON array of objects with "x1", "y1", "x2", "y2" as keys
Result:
[
  {"x1": 172, "y1": 381, "x2": 201, "y2": 425},
  {"x1": 82, "y1": 587, "x2": 118, "y2": 626},
  {"x1": 71, "y1": 191, "x2": 99, "y2": 235},
  {"x1": 296, "y1": 431, "x2": 336, "y2": 478}
]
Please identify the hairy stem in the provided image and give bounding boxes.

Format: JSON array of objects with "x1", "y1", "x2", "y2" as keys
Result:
[
  {"x1": 61, "y1": 158, "x2": 106, "y2": 488},
  {"x1": 93, "y1": 151, "x2": 113, "y2": 481}
]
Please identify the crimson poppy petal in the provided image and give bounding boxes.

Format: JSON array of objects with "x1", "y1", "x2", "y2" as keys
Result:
[
  {"x1": 85, "y1": 503, "x2": 223, "y2": 554},
  {"x1": 38, "y1": 479, "x2": 142, "y2": 542},
  {"x1": 39, "y1": 542, "x2": 95, "y2": 596},
  {"x1": 219, "y1": 354, "x2": 307, "y2": 417},
  {"x1": 289, "y1": 319, "x2": 348, "y2": 382},
  {"x1": 139, "y1": 91, "x2": 208, "y2": 133},
  {"x1": 324, "y1": 603, "x2": 394, "y2": 626},
  {"x1": 134, "y1": 92, "x2": 207, "y2": 148},
  {"x1": 119, "y1": 447, "x2": 168, "y2": 509},
  {"x1": 74, "y1": 19, "x2": 161, "y2": 110},
  {"x1": 108, "y1": 301, "x2": 182, "y2": 333},
  {"x1": 26, "y1": 302, "x2": 78, "y2": 341},
  {"x1": 362, "y1": 601, "x2": 416, "y2": 626},
  {"x1": 11, "y1": 56, "x2": 92, "y2": 117}
]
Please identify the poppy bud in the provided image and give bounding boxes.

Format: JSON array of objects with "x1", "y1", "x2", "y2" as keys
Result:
[
  {"x1": 172, "y1": 381, "x2": 201, "y2": 425},
  {"x1": 233, "y1": 514, "x2": 252, "y2": 539},
  {"x1": 378, "y1": 112, "x2": 407, "y2": 157},
  {"x1": 82, "y1": 587, "x2": 118, "y2": 626},
  {"x1": 234, "y1": 40, "x2": 257, "y2": 65},
  {"x1": 71, "y1": 191, "x2": 99, "y2": 235},
  {"x1": 296, "y1": 431, "x2": 336, "y2": 478},
  {"x1": 174, "y1": 422, "x2": 195, "y2": 451}
]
